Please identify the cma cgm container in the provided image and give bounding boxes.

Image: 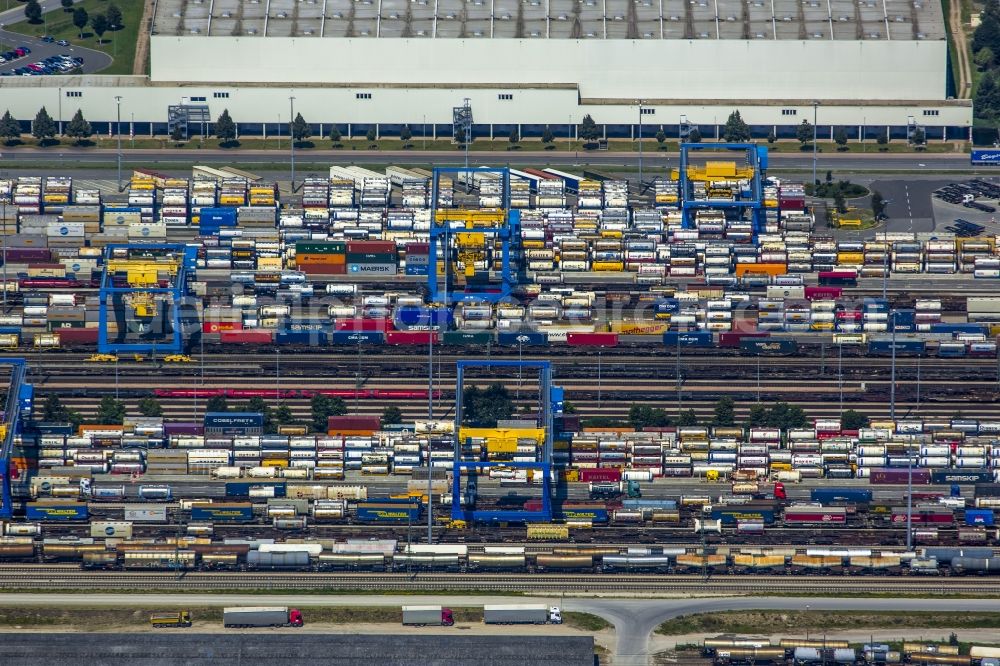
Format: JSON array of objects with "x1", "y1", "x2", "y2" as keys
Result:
[
  {"x1": 26, "y1": 501, "x2": 88, "y2": 520},
  {"x1": 190, "y1": 502, "x2": 255, "y2": 522},
  {"x1": 663, "y1": 331, "x2": 714, "y2": 347},
  {"x1": 869, "y1": 468, "x2": 931, "y2": 485},
  {"x1": 356, "y1": 501, "x2": 422, "y2": 523}
]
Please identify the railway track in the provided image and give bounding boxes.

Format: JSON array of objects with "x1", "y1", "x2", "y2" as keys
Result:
[{"x1": 0, "y1": 569, "x2": 995, "y2": 594}]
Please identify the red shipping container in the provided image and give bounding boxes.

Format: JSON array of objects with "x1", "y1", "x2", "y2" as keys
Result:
[
  {"x1": 386, "y1": 330, "x2": 438, "y2": 345},
  {"x1": 220, "y1": 330, "x2": 274, "y2": 344},
  {"x1": 579, "y1": 468, "x2": 622, "y2": 483},
  {"x1": 868, "y1": 467, "x2": 931, "y2": 485},
  {"x1": 203, "y1": 321, "x2": 243, "y2": 334},
  {"x1": 334, "y1": 318, "x2": 394, "y2": 332},
  {"x1": 805, "y1": 286, "x2": 843, "y2": 300},
  {"x1": 523, "y1": 499, "x2": 543, "y2": 512},
  {"x1": 56, "y1": 328, "x2": 99, "y2": 345},
  {"x1": 841, "y1": 429, "x2": 860, "y2": 437},
  {"x1": 301, "y1": 264, "x2": 347, "y2": 275},
  {"x1": 718, "y1": 332, "x2": 769, "y2": 348},
  {"x1": 566, "y1": 332, "x2": 618, "y2": 347},
  {"x1": 405, "y1": 242, "x2": 430, "y2": 253},
  {"x1": 347, "y1": 240, "x2": 395, "y2": 253},
  {"x1": 4, "y1": 248, "x2": 52, "y2": 262},
  {"x1": 328, "y1": 415, "x2": 381, "y2": 431},
  {"x1": 783, "y1": 508, "x2": 847, "y2": 524}
]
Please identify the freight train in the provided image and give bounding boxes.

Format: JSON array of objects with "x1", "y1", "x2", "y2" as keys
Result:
[{"x1": 705, "y1": 637, "x2": 1000, "y2": 666}]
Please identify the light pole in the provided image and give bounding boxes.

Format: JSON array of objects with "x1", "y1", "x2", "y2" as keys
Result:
[
  {"x1": 115, "y1": 96, "x2": 122, "y2": 190},
  {"x1": 426, "y1": 309, "x2": 435, "y2": 545},
  {"x1": 812, "y1": 100, "x2": 819, "y2": 188},
  {"x1": 57, "y1": 87, "x2": 62, "y2": 136},
  {"x1": 289, "y1": 96, "x2": 296, "y2": 189},
  {"x1": 597, "y1": 350, "x2": 603, "y2": 409},
  {"x1": 838, "y1": 343, "x2": 843, "y2": 412},
  {"x1": 637, "y1": 100, "x2": 644, "y2": 195}
]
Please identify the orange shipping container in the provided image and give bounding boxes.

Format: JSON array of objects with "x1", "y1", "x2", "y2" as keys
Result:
[
  {"x1": 735, "y1": 263, "x2": 787, "y2": 277},
  {"x1": 327, "y1": 429, "x2": 377, "y2": 437},
  {"x1": 296, "y1": 253, "x2": 346, "y2": 265}
]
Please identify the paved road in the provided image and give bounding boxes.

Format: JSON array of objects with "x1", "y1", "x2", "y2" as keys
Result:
[
  {"x1": 4, "y1": 593, "x2": 1000, "y2": 666},
  {"x1": 0, "y1": 0, "x2": 112, "y2": 75},
  {"x1": 0, "y1": 147, "x2": 978, "y2": 172}
]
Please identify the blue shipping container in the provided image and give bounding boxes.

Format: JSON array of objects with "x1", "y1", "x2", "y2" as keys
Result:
[
  {"x1": 622, "y1": 499, "x2": 678, "y2": 511},
  {"x1": 932, "y1": 470, "x2": 994, "y2": 484},
  {"x1": 199, "y1": 208, "x2": 239, "y2": 226},
  {"x1": 929, "y1": 323, "x2": 988, "y2": 335},
  {"x1": 330, "y1": 330, "x2": 385, "y2": 345},
  {"x1": 965, "y1": 509, "x2": 996, "y2": 526},
  {"x1": 867, "y1": 339, "x2": 925, "y2": 355},
  {"x1": 663, "y1": 331, "x2": 714, "y2": 347},
  {"x1": 405, "y1": 265, "x2": 429, "y2": 276},
  {"x1": 497, "y1": 332, "x2": 548, "y2": 346},
  {"x1": 810, "y1": 488, "x2": 873, "y2": 504},
  {"x1": 275, "y1": 331, "x2": 328, "y2": 345},
  {"x1": 355, "y1": 502, "x2": 422, "y2": 523},
  {"x1": 26, "y1": 503, "x2": 88, "y2": 520},
  {"x1": 204, "y1": 412, "x2": 264, "y2": 434},
  {"x1": 740, "y1": 339, "x2": 797, "y2": 355},
  {"x1": 863, "y1": 299, "x2": 889, "y2": 313},
  {"x1": 225, "y1": 482, "x2": 287, "y2": 498},
  {"x1": 559, "y1": 506, "x2": 609, "y2": 523},
  {"x1": 654, "y1": 299, "x2": 680, "y2": 316},
  {"x1": 972, "y1": 149, "x2": 1000, "y2": 165},
  {"x1": 395, "y1": 306, "x2": 453, "y2": 328},
  {"x1": 190, "y1": 504, "x2": 255, "y2": 522},
  {"x1": 710, "y1": 507, "x2": 776, "y2": 525}
]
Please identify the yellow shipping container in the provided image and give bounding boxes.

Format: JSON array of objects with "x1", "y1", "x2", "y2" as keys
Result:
[
  {"x1": 256, "y1": 257, "x2": 283, "y2": 270},
  {"x1": 837, "y1": 252, "x2": 864, "y2": 265},
  {"x1": 809, "y1": 322, "x2": 834, "y2": 331},
  {"x1": 261, "y1": 458, "x2": 289, "y2": 468},
  {"x1": 592, "y1": 261, "x2": 625, "y2": 271},
  {"x1": 522, "y1": 240, "x2": 545, "y2": 249},
  {"x1": 560, "y1": 468, "x2": 579, "y2": 482},
  {"x1": 219, "y1": 195, "x2": 245, "y2": 206},
  {"x1": 609, "y1": 321, "x2": 670, "y2": 335}
]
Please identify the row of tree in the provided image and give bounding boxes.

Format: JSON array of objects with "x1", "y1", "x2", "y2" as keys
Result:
[
  {"x1": 627, "y1": 397, "x2": 869, "y2": 432},
  {"x1": 24, "y1": 0, "x2": 124, "y2": 43},
  {"x1": 0, "y1": 107, "x2": 91, "y2": 143},
  {"x1": 974, "y1": 2, "x2": 1000, "y2": 122}
]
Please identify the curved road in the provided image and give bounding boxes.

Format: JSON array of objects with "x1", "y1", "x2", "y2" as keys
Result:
[
  {"x1": 0, "y1": 0, "x2": 112, "y2": 75},
  {"x1": 0, "y1": 147, "x2": 976, "y2": 172},
  {"x1": 3, "y1": 593, "x2": 999, "y2": 665}
]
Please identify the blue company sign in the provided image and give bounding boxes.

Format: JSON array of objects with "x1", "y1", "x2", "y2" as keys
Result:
[{"x1": 971, "y1": 150, "x2": 1000, "y2": 165}]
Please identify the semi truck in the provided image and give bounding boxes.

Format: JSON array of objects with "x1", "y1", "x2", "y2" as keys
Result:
[
  {"x1": 483, "y1": 604, "x2": 561, "y2": 625},
  {"x1": 223, "y1": 606, "x2": 304, "y2": 628},
  {"x1": 150, "y1": 611, "x2": 192, "y2": 628},
  {"x1": 588, "y1": 481, "x2": 640, "y2": 500},
  {"x1": 402, "y1": 605, "x2": 454, "y2": 626}
]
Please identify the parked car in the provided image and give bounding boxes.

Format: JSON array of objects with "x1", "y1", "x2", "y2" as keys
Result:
[
  {"x1": 56, "y1": 40, "x2": 69, "y2": 46},
  {"x1": 40, "y1": 35, "x2": 54, "y2": 43}
]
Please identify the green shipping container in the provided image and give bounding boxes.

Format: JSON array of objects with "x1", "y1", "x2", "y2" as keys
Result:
[
  {"x1": 346, "y1": 252, "x2": 397, "y2": 263},
  {"x1": 296, "y1": 241, "x2": 346, "y2": 254},
  {"x1": 442, "y1": 331, "x2": 493, "y2": 345}
]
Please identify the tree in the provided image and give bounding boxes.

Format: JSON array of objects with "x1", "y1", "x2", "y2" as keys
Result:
[
  {"x1": 974, "y1": 1, "x2": 1000, "y2": 58},
  {"x1": 541, "y1": 126, "x2": 554, "y2": 146},
  {"x1": 747, "y1": 403, "x2": 768, "y2": 427},
  {"x1": 825, "y1": 170, "x2": 833, "y2": 184},
  {"x1": 508, "y1": 127, "x2": 520, "y2": 147},
  {"x1": 677, "y1": 409, "x2": 699, "y2": 427},
  {"x1": 61, "y1": 0, "x2": 74, "y2": 11},
  {"x1": 311, "y1": 394, "x2": 346, "y2": 432},
  {"x1": 834, "y1": 127, "x2": 848, "y2": 150},
  {"x1": 454, "y1": 127, "x2": 466, "y2": 145},
  {"x1": 579, "y1": 114, "x2": 600, "y2": 142},
  {"x1": 722, "y1": 110, "x2": 751, "y2": 142},
  {"x1": 291, "y1": 112, "x2": 311, "y2": 142},
  {"x1": 871, "y1": 189, "x2": 887, "y2": 220},
  {"x1": 834, "y1": 190, "x2": 846, "y2": 214},
  {"x1": 712, "y1": 396, "x2": 735, "y2": 427},
  {"x1": 137, "y1": 396, "x2": 163, "y2": 417},
  {"x1": 95, "y1": 395, "x2": 127, "y2": 425},
  {"x1": 399, "y1": 124, "x2": 412, "y2": 146},
  {"x1": 106, "y1": 3, "x2": 123, "y2": 29},
  {"x1": 366, "y1": 127, "x2": 377, "y2": 143},
  {"x1": 655, "y1": 127, "x2": 666, "y2": 146},
  {"x1": 766, "y1": 130, "x2": 776, "y2": 144},
  {"x1": 32, "y1": 107, "x2": 56, "y2": 143},
  {"x1": 273, "y1": 403, "x2": 294, "y2": 428},
  {"x1": 911, "y1": 127, "x2": 926, "y2": 146},
  {"x1": 328, "y1": 125, "x2": 342, "y2": 144},
  {"x1": 796, "y1": 119, "x2": 814, "y2": 146},
  {"x1": 25, "y1": 0, "x2": 42, "y2": 23},
  {"x1": 170, "y1": 124, "x2": 185, "y2": 143},
  {"x1": 73, "y1": 7, "x2": 89, "y2": 38},
  {"x1": 0, "y1": 111, "x2": 20, "y2": 143},
  {"x1": 628, "y1": 404, "x2": 670, "y2": 430},
  {"x1": 91, "y1": 13, "x2": 109, "y2": 42},
  {"x1": 243, "y1": 396, "x2": 274, "y2": 433},
  {"x1": 205, "y1": 395, "x2": 228, "y2": 413},
  {"x1": 64, "y1": 109, "x2": 92, "y2": 141},
  {"x1": 841, "y1": 409, "x2": 869, "y2": 430},
  {"x1": 463, "y1": 383, "x2": 515, "y2": 427},
  {"x1": 687, "y1": 128, "x2": 702, "y2": 143},
  {"x1": 875, "y1": 129, "x2": 889, "y2": 146},
  {"x1": 381, "y1": 406, "x2": 403, "y2": 427},
  {"x1": 215, "y1": 109, "x2": 236, "y2": 142},
  {"x1": 975, "y1": 47, "x2": 995, "y2": 71},
  {"x1": 42, "y1": 395, "x2": 82, "y2": 427}
]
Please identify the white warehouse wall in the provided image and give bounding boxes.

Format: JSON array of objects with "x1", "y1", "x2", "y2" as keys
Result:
[
  {"x1": 149, "y1": 37, "x2": 948, "y2": 102},
  {"x1": 0, "y1": 78, "x2": 971, "y2": 129}
]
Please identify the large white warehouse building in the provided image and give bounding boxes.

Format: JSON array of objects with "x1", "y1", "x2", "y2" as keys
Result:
[{"x1": 0, "y1": 0, "x2": 971, "y2": 139}]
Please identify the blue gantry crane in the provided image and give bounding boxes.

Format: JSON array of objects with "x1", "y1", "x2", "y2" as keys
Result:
[
  {"x1": 451, "y1": 360, "x2": 562, "y2": 523},
  {"x1": 98, "y1": 244, "x2": 197, "y2": 354},
  {"x1": 0, "y1": 358, "x2": 31, "y2": 519},
  {"x1": 427, "y1": 167, "x2": 521, "y2": 304},
  {"x1": 679, "y1": 142, "x2": 768, "y2": 238}
]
